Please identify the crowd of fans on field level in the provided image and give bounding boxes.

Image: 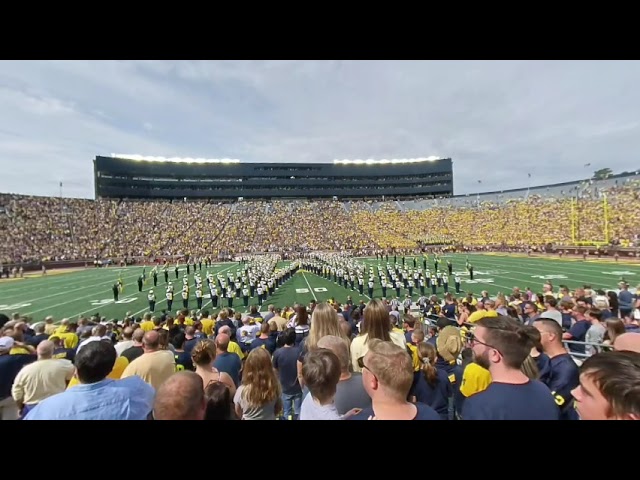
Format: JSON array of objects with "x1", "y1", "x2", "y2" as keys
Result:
[
  {"x1": 1, "y1": 181, "x2": 639, "y2": 266},
  {"x1": 1, "y1": 276, "x2": 638, "y2": 421}
]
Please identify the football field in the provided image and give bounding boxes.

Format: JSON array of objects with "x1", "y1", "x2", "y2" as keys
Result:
[{"x1": 1, "y1": 253, "x2": 639, "y2": 323}]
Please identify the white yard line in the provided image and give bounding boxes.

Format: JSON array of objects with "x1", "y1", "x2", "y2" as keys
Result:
[
  {"x1": 300, "y1": 272, "x2": 318, "y2": 302},
  {"x1": 4, "y1": 270, "x2": 142, "y2": 305}
]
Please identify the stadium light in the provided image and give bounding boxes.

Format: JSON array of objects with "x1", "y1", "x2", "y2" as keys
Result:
[
  {"x1": 333, "y1": 157, "x2": 442, "y2": 165},
  {"x1": 111, "y1": 154, "x2": 241, "y2": 164}
]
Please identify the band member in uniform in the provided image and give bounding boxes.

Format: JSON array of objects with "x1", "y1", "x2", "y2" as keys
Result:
[
  {"x1": 166, "y1": 288, "x2": 173, "y2": 311},
  {"x1": 243, "y1": 286, "x2": 250, "y2": 308},
  {"x1": 227, "y1": 290, "x2": 234, "y2": 308},
  {"x1": 455, "y1": 275, "x2": 461, "y2": 294},
  {"x1": 257, "y1": 285, "x2": 264, "y2": 306},
  {"x1": 210, "y1": 286, "x2": 218, "y2": 308},
  {"x1": 182, "y1": 285, "x2": 189, "y2": 309},
  {"x1": 148, "y1": 289, "x2": 156, "y2": 312},
  {"x1": 137, "y1": 275, "x2": 144, "y2": 292},
  {"x1": 196, "y1": 286, "x2": 203, "y2": 310},
  {"x1": 112, "y1": 283, "x2": 119, "y2": 302}
]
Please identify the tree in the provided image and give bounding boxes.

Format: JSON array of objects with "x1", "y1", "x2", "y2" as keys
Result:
[{"x1": 593, "y1": 168, "x2": 613, "y2": 179}]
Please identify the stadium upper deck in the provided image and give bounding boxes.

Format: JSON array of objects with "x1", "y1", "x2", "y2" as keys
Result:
[{"x1": 94, "y1": 155, "x2": 454, "y2": 200}]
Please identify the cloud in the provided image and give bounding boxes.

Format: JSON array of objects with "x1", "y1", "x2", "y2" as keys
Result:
[{"x1": 1, "y1": 60, "x2": 639, "y2": 198}]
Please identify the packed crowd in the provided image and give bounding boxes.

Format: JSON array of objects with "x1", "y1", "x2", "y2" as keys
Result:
[
  {"x1": 1, "y1": 181, "x2": 639, "y2": 265},
  {"x1": 1, "y1": 276, "x2": 638, "y2": 420}
]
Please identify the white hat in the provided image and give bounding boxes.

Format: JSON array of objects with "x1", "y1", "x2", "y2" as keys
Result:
[{"x1": 0, "y1": 336, "x2": 15, "y2": 351}]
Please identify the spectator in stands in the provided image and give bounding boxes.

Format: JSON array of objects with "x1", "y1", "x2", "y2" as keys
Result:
[
  {"x1": 411, "y1": 342, "x2": 451, "y2": 419},
  {"x1": 563, "y1": 305, "x2": 590, "y2": 356},
  {"x1": 571, "y1": 351, "x2": 640, "y2": 420},
  {"x1": 213, "y1": 332, "x2": 242, "y2": 387},
  {"x1": 461, "y1": 316, "x2": 559, "y2": 420},
  {"x1": 300, "y1": 349, "x2": 348, "y2": 420},
  {"x1": 527, "y1": 326, "x2": 551, "y2": 384},
  {"x1": 350, "y1": 339, "x2": 441, "y2": 420},
  {"x1": 26, "y1": 323, "x2": 48, "y2": 348},
  {"x1": 152, "y1": 371, "x2": 206, "y2": 420},
  {"x1": 585, "y1": 308, "x2": 606, "y2": 356},
  {"x1": 121, "y1": 330, "x2": 175, "y2": 390},
  {"x1": 11, "y1": 340, "x2": 74, "y2": 418},
  {"x1": 0, "y1": 336, "x2": 36, "y2": 420},
  {"x1": 24, "y1": 340, "x2": 154, "y2": 420},
  {"x1": 115, "y1": 327, "x2": 135, "y2": 356},
  {"x1": 233, "y1": 348, "x2": 282, "y2": 420},
  {"x1": 204, "y1": 381, "x2": 236, "y2": 420},
  {"x1": 317, "y1": 335, "x2": 371, "y2": 415},
  {"x1": 618, "y1": 282, "x2": 634, "y2": 318},
  {"x1": 351, "y1": 299, "x2": 407, "y2": 373},
  {"x1": 534, "y1": 318, "x2": 580, "y2": 420},
  {"x1": 273, "y1": 328, "x2": 302, "y2": 420},
  {"x1": 120, "y1": 328, "x2": 145, "y2": 362},
  {"x1": 191, "y1": 340, "x2": 236, "y2": 397},
  {"x1": 297, "y1": 302, "x2": 349, "y2": 387}
]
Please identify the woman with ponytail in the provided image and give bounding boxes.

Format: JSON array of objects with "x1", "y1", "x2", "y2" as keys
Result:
[{"x1": 408, "y1": 342, "x2": 451, "y2": 420}]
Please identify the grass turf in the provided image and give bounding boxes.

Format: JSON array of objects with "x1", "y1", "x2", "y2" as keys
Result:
[{"x1": 1, "y1": 254, "x2": 638, "y2": 323}]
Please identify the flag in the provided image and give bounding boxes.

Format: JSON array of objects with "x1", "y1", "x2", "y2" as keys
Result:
[
  {"x1": 59, "y1": 181, "x2": 63, "y2": 187},
  {"x1": 528, "y1": 173, "x2": 531, "y2": 178},
  {"x1": 584, "y1": 163, "x2": 591, "y2": 167}
]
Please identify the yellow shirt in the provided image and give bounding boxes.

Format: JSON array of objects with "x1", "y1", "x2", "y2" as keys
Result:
[
  {"x1": 406, "y1": 343, "x2": 421, "y2": 372},
  {"x1": 460, "y1": 363, "x2": 492, "y2": 397},
  {"x1": 67, "y1": 356, "x2": 130, "y2": 388},
  {"x1": 200, "y1": 318, "x2": 214, "y2": 336},
  {"x1": 57, "y1": 332, "x2": 79, "y2": 350},
  {"x1": 228, "y1": 341, "x2": 245, "y2": 360},
  {"x1": 140, "y1": 320, "x2": 155, "y2": 332}
]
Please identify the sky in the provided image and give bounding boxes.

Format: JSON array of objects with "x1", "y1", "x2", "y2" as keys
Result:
[{"x1": 1, "y1": 60, "x2": 639, "y2": 199}]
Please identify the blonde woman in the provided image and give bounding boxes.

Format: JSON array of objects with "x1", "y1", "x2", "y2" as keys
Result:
[
  {"x1": 296, "y1": 302, "x2": 349, "y2": 388},
  {"x1": 233, "y1": 348, "x2": 282, "y2": 420},
  {"x1": 351, "y1": 299, "x2": 407, "y2": 373},
  {"x1": 191, "y1": 340, "x2": 236, "y2": 398}
]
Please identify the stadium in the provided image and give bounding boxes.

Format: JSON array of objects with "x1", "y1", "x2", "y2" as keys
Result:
[
  {"x1": 2, "y1": 154, "x2": 640, "y2": 420},
  {"x1": 2, "y1": 60, "x2": 640, "y2": 421}
]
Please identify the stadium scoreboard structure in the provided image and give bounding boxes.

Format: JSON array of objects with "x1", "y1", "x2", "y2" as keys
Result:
[{"x1": 93, "y1": 155, "x2": 453, "y2": 200}]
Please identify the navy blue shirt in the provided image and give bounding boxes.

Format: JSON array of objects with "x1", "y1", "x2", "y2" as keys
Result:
[
  {"x1": 411, "y1": 369, "x2": 452, "y2": 420},
  {"x1": 534, "y1": 352, "x2": 552, "y2": 385},
  {"x1": 0, "y1": 354, "x2": 37, "y2": 399},
  {"x1": 452, "y1": 363, "x2": 466, "y2": 416},
  {"x1": 461, "y1": 380, "x2": 559, "y2": 420},
  {"x1": 546, "y1": 353, "x2": 579, "y2": 420},
  {"x1": 350, "y1": 402, "x2": 441, "y2": 420},
  {"x1": 568, "y1": 320, "x2": 590, "y2": 354},
  {"x1": 213, "y1": 352, "x2": 242, "y2": 387},
  {"x1": 273, "y1": 345, "x2": 302, "y2": 395}
]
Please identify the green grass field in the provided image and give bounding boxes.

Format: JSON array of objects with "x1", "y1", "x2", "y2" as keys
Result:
[{"x1": 1, "y1": 254, "x2": 639, "y2": 323}]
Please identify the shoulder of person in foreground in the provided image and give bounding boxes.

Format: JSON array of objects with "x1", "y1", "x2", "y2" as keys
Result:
[
  {"x1": 347, "y1": 403, "x2": 441, "y2": 420},
  {"x1": 25, "y1": 376, "x2": 155, "y2": 420}
]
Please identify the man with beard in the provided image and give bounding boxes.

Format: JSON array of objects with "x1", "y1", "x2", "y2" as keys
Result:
[{"x1": 461, "y1": 316, "x2": 559, "y2": 420}]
